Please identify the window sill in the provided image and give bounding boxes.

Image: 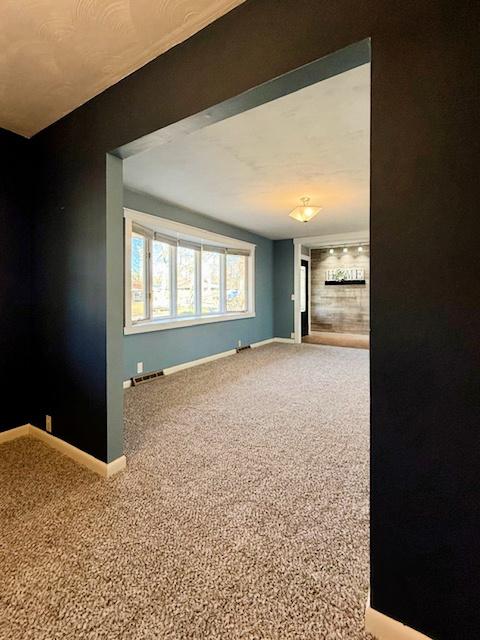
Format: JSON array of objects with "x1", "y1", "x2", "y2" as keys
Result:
[{"x1": 124, "y1": 311, "x2": 256, "y2": 335}]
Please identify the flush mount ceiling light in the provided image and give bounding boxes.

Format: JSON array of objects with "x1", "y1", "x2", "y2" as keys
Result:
[{"x1": 289, "y1": 197, "x2": 322, "y2": 223}]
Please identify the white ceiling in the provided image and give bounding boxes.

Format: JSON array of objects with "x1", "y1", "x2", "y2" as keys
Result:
[
  {"x1": 124, "y1": 64, "x2": 371, "y2": 240},
  {"x1": 0, "y1": 0, "x2": 245, "y2": 137}
]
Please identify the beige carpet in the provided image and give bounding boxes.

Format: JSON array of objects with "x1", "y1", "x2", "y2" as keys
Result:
[
  {"x1": 0, "y1": 344, "x2": 371, "y2": 640},
  {"x1": 303, "y1": 331, "x2": 370, "y2": 350}
]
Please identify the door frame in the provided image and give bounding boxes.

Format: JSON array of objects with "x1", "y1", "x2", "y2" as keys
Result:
[
  {"x1": 300, "y1": 255, "x2": 311, "y2": 338},
  {"x1": 293, "y1": 231, "x2": 369, "y2": 344}
]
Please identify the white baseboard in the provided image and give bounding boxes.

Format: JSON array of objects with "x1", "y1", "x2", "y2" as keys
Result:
[
  {"x1": 0, "y1": 424, "x2": 30, "y2": 444},
  {"x1": 365, "y1": 603, "x2": 433, "y2": 640},
  {"x1": 0, "y1": 424, "x2": 126, "y2": 478},
  {"x1": 251, "y1": 337, "x2": 295, "y2": 347},
  {"x1": 123, "y1": 337, "x2": 296, "y2": 387},
  {"x1": 250, "y1": 338, "x2": 276, "y2": 348},
  {"x1": 164, "y1": 348, "x2": 238, "y2": 376}
]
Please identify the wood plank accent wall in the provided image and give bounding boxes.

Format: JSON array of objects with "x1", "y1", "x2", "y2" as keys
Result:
[{"x1": 311, "y1": 246, "x2": 370, "y2": 334}]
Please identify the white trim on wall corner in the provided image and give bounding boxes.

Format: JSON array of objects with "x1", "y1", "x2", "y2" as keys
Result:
[
  {"x1": 29, "y1": 426, "x2": 126, "y2": 478},
  {"x1": 365, "y1": 603, "x2": 433, "y2": 640},
  {"x1": 0, "y1": 424, "x2": 126, "y2": 478},
  {"x1": 293, "y1": 242, "x2": 302, "y2": 344},
  {"x1": 123, "y1": 337, "x2": 295, "y2": 387},
  {"x1": 0, "y1": 424, "x2": 30, "y2": 444}
]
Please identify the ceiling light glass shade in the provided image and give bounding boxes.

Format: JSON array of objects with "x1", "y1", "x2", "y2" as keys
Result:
[{"x1": 289, "y1": 197, "x2": 322, "y2": 223}]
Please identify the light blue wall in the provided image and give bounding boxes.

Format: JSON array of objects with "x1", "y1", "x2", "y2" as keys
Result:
[
  {"x1": 273, "y1": 239, "x2": 294, "y2": 338},
  {"x1": 123, "y1": 189, "x2": 274, "y2": 378}
]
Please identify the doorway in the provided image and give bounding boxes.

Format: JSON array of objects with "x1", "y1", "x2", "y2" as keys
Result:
[
  {"x1": 296, "y1": 238, "x2": 370, "y2": 349},
  {"x1": 109, "y1": 38, "x2": 372, "y2": 640}
]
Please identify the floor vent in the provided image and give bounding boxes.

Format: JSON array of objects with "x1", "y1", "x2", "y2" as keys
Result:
[
  {"x1": 131, "y1": 370, "x2": 164, "y2": 386},
  {"x1": 236, "y1": 345, "x2": 252, "y2": 353}
]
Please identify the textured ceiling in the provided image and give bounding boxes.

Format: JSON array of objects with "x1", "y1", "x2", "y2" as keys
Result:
[
  {"x1": 0, "y1": 0, "x2": 245, "y2": 137},
  {"x1": 124, "y1": 64, "x2": 371, "y2": 240}
]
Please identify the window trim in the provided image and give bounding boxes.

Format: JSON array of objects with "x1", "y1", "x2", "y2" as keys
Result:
[{"x1": 124, "y1": 208, "x2": 256, "y2": 335}]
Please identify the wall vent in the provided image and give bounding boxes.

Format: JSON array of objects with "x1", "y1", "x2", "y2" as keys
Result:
[
  {"x1": 236, "y1": 345, "x2": 252, "y2": 353},
  {"x1": 131, "y1": 369, "x2": 164, "y2": 386}
]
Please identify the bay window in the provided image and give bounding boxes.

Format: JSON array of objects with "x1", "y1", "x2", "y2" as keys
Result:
[{"x1": 124, "y1": 209, "x2": 255, "y2": 334}]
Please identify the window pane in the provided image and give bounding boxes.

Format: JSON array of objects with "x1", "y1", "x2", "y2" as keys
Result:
[
  {"x1": 177, "y1": 246, "x2": 196, "y2": 315},
  {"x1": 131, "y1": 232, "x2": 147, "y2": 321},
  {"x1": 202, "y1": 250, "x2": 221, "y2": 314},
  {"x1": 226, "y1": 254, "x2": 247, "y2": 312},
  {"x1": 152, "y1": 240, "x2": 170, "y2": 317}
]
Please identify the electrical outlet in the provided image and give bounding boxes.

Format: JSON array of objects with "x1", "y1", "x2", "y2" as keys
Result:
[
  {"x1": 237, "y1": 340, "x2": 242, "y2": 348},
  {"x1": 46, "y1": 415, "x2": 52, "y2": 433},
  {"x1": 137, "y1": 362, "x2": 143, "y2": 374},
  {"x1": 291, "y1": 293, "x2": 295, "y2": 301}
]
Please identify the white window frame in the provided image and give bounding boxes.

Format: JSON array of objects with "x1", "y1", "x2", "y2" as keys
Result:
[{"x1": 124, "y1": 208, "x2": 256, "y2": 335}]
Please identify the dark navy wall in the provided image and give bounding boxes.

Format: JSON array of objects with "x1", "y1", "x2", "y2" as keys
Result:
[
  {"x1": 0, "y1": 129, "x2": 32, "y2": 432},
  {"x1": 30, "y1": 143, "x2": 109, "y2": 460},
  {"x1": 273, "y1": 240, "x2": 294, "y2": 339},
  {"x1": 123, "y1": 189, "x2": 274, "y2": 379},
  {"x1": 28, "y1": 2, "x2": 479, "y2": 637}
]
